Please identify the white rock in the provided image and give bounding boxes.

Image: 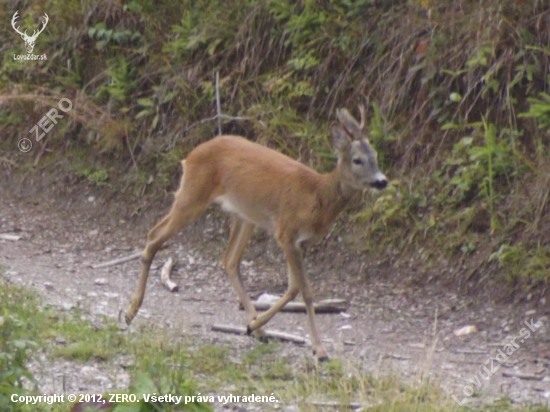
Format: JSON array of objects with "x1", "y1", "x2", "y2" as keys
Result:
[
  {"x1": 257, "y1": 293, "x2": 281, "y2": 304},
  {"x1": 453, "y1": 325, "x2": 478, "y2": 336}
]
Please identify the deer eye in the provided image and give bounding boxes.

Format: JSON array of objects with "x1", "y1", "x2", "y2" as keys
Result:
[{"x1": 352, "y1": 158, "x2": 364, "y2": 165}]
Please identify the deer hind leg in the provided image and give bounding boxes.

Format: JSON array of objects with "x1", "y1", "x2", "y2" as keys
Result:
[
  {"x1": 222, "y1": 215, "x2": 267, "y2": 339},
  {"x1": 126, "y1": 185, "x2": 209, "y2": 325}
]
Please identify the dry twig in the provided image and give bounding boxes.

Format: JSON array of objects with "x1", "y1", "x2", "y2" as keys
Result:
[
  {"x1": 0, "y1": 233, "x2": 22, "y2": 241},
  {"x1": 91, "y1": 251, "x2": 142, "y2": 269},
  {"x1": 211, "y1": 324, "x2": 308, "y2": 345},
  {"x1": 160, "y1": 257, "x2": 178, "y2": 292}
]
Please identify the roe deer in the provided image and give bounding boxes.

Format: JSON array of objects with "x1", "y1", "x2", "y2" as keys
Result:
[{"x1": 125, "y1": 107, "x2": 387, "y2": 361}]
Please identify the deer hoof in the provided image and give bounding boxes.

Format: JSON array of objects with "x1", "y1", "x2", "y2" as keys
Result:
[
  {"x1": 313, "y1": 347, "x2": 329, "y2": 362},
  {"x1": 317, "y1": 354, "x2": 329, "y2": 362},
  {"x1": 125, "y1": 307, "x2": 136, "y2": 325},
  {"x1": 246, "y1": 317, "x2": 259, "y2": 336},
  {"x1": 254, "y1": 328, "x2": 268, "y2": 342}
]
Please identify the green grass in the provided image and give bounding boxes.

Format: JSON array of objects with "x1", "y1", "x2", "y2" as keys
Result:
[{"x1": 1, "y1": 275, "x2": 549, "y2": 412}]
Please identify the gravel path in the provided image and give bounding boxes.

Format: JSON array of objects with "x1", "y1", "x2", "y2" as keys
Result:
[{"x1": 0, "y1": 185, "x2": 548, "y2": 409}]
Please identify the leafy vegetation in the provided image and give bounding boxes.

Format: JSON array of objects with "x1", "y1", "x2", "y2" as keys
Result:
[{"x1": 1, "y1": 0, "x2": 549, "y2": 287}]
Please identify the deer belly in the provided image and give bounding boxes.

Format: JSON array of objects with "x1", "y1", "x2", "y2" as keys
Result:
[{"x1": 214, "y1": 195, "x2": 275, "y2": 232}]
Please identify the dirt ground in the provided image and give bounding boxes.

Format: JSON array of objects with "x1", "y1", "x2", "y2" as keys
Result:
[{"x1": 0, "y1": 175, "x2": 549, "y2": 410}]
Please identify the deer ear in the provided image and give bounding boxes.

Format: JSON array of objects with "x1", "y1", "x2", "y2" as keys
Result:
[
  {"x1": 329, "y1": 126, "x2": 351, "y2": 153},
  {"x1": 337, "y1": 108, "x2": 362, "y2": 139}
]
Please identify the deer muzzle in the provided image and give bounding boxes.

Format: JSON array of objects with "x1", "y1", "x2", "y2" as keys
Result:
[{"x1": 370, "y1": 172, "x2": 388, "y2": 190}]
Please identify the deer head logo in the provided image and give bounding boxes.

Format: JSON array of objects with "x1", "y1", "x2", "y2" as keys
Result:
[{"x1": 11, "y1": 11, "x2": 49, "y2": 54}]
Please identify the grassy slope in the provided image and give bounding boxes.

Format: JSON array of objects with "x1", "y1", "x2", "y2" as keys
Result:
[{"x1": 1, "y1": 0, "x2": 549, "y2": 290}]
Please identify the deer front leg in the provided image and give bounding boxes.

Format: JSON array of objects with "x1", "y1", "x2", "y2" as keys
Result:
[
  {"x1": 293, "y1": 259, "x2": 328, "y2": 361},
  {"x1": 248, "y1": 243, "x2": 328, "y2": 361},
  {"x1": 247, "y1": 274, "x2": 299, "y2": 332}
]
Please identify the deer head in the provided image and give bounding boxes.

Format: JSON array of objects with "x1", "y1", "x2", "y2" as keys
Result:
[
  {"x1": 11, "y1": 11, "x2": 49, "y2": 54},
  {"x1": 330, "y1": 105, "x2": 388, "y2": 190}
]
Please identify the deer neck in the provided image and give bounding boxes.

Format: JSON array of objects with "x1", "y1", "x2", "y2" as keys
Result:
[{"x1": 316, "y1": 165, "x2": 357, "y2": 225}]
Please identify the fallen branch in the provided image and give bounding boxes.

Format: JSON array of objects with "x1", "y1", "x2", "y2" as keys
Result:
[
  {"x1": 160, "y1": 257, "x2": 178, "y2": 292},
  {"x1": 91, "y1": 251, "x2": 142, "y2": 269},
  {"x1": 502, "y1": 371, "x2": 544, "y2": 381},
  {"x1": 240, "y1": 298, "x2": 348, "y2": 314},
  {"x1": 384, "y1": 353, "x2": 411, "y2": 360},
  {"x1": 306, "y1": 400, "x2": 364, "y2": 409},
  {"x1": 211, "y1": 324, "x2": 307, "y2": 345}
]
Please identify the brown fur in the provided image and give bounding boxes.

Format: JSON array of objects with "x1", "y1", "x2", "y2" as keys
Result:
[{"x1": 125, "y1": 108, "x2": 387, "y2": 361}]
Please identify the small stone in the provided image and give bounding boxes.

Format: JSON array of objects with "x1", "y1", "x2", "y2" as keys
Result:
[
  {"x1": 257, "y1": 293, "x2": 280, "y2": 304},
  {"x1": 61, "y1": 303, "x2": 75, "y2": 311},
  {"x1": 94, "y1": 278, "x2": 108, "y2": 286},
  {"x1": 81, "y1": 366, "x2": 96, "y2": 374},
  {"x1": 453, "y1": 325, "x2": 478, "y2": 336}
]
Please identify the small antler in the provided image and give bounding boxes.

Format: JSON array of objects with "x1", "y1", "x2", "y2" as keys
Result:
[
  {"x1": 11, "y1": 11, "x2": 26, "y2": 37},
  {"x1": 358, "y1": 105, "x2": 367, "y2": 132},
  {"x1": 29, "y1": 13, "x2": 49, "y2": 40},
  {"x1": 34, "y1": 13, "x2": 49, "y2": 39},
  {"x1": 11, "y1": 11, "x2": 49, "y2": 40}
]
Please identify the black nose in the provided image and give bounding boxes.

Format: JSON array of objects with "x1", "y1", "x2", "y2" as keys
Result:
[{"x1": 371, "y1": 179, "x2": 387, "y2": 190}]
